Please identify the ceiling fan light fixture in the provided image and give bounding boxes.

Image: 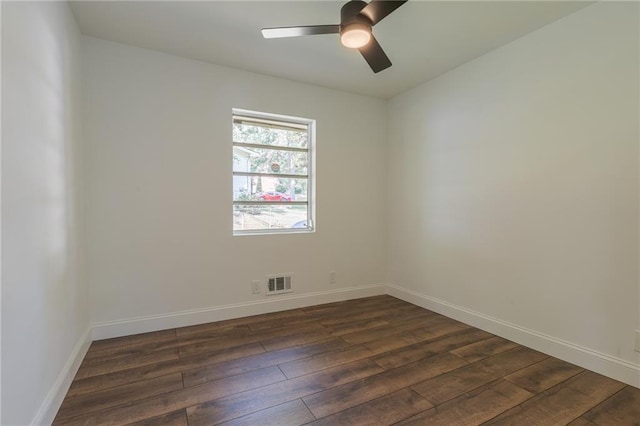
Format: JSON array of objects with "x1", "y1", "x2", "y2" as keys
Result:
[
  {"x1": 340, "y1": 23, "x2": 371, "y2": 48},
  {"x1": 261, "y1": 0, "x2": 407, "y2": 72}
]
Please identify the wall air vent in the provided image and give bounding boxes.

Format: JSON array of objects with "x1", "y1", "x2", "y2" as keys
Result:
[{"x1": 266, "y1": 274, "x2": 293, "y2": 295}]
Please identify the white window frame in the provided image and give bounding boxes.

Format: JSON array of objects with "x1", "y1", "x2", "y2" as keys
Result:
[{"x1": 232, "y1": 108, "x2": 316, "y2": 236}]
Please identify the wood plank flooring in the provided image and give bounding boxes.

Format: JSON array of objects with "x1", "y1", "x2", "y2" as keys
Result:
[{"x1": 54, "y1": 295, "x2": 639, "y2": 425}]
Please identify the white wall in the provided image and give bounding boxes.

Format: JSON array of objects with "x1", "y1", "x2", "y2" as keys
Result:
[
  {"x1": 1, "y1": 2, "x2": 89, "y2": 424},
  {"x1": 82, "y1": 37, "x2": 388, "y2": 332},
  {"x1": 388, "y1": 1, "x2": 639, "y2": 384}
]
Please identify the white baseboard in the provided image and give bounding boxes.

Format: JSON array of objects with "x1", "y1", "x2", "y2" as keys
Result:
[
  {"x1": 31, "y1": 326, "x2": 92, "y2": 425},
  {"x1": 92, "y1": 284, "x2": 387, "y2": 340},
  {"x1": 387, "y1": 284, "x2": 640, "y2": 388}
]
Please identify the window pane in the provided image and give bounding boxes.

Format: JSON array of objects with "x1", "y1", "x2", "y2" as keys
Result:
[
  {"x1": 233, "y1": 177, "x2": 308, "y2": 202},
  {"x1": 233, "y1": 110, "x2": 313, "y2": 235},
  {"x1": 233, "y1": 146, "x2": 307, "y2": 175},
  {"x1": 233, "y1": 204, "x2": 309, "y2": 231},
  {"x1": 233, "y1": 123, "x2": 308, "y2": 149}
]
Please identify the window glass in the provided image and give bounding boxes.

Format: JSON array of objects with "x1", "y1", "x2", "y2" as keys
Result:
[{"x1": 233, "y1": 110, "x2": 314, "y2": 235}]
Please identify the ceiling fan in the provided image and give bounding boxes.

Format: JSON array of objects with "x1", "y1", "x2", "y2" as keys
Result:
[{"x1": 261, "y1": 0, "x2": 408, "y2": 73}]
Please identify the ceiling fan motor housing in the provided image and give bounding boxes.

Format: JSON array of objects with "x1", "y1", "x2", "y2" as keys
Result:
[{"x1": 341, "y1": 0, "x2": 373, "y2": 29}]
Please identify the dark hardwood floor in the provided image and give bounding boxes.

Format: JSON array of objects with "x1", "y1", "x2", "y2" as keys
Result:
[{"x1": 53, "y1": 295, "x2": 639, "y2": 425}]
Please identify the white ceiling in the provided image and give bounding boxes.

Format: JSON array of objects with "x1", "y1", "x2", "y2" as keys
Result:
[{"x1": 69, "y1": 1, "x2": 592, "y2": 99}]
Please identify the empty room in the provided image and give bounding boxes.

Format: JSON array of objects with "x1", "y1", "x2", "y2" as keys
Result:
[{"x1": 2, "y1": 0, "x2": 639, "y2": 424}]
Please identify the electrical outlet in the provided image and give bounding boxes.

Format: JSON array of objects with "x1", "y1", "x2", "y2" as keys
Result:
[
  {"x1": 635, "y1": 330, "x2": 640, "y2": 353},
  {"x1": 251, "y1": 280, "x2": 261, "y2": 295},
  {"x1": 329, "y1": 271, "x2": 337, "y2": 284}
]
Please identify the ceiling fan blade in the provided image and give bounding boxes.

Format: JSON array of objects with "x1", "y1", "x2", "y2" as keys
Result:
[
  {"x1": 358, "y1": 35, "x2": 392, "y2": 73},
  {"x1": 359, "y1": 0, "x2": 407, "y2": 26},
  {"x1": 262, "y1": 25, "x2": 340, "y2": 39}
]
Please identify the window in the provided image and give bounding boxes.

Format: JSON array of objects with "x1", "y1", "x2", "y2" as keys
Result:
[{"x1": 232, "y1": 109, "x2": 315, "y2": 235}]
